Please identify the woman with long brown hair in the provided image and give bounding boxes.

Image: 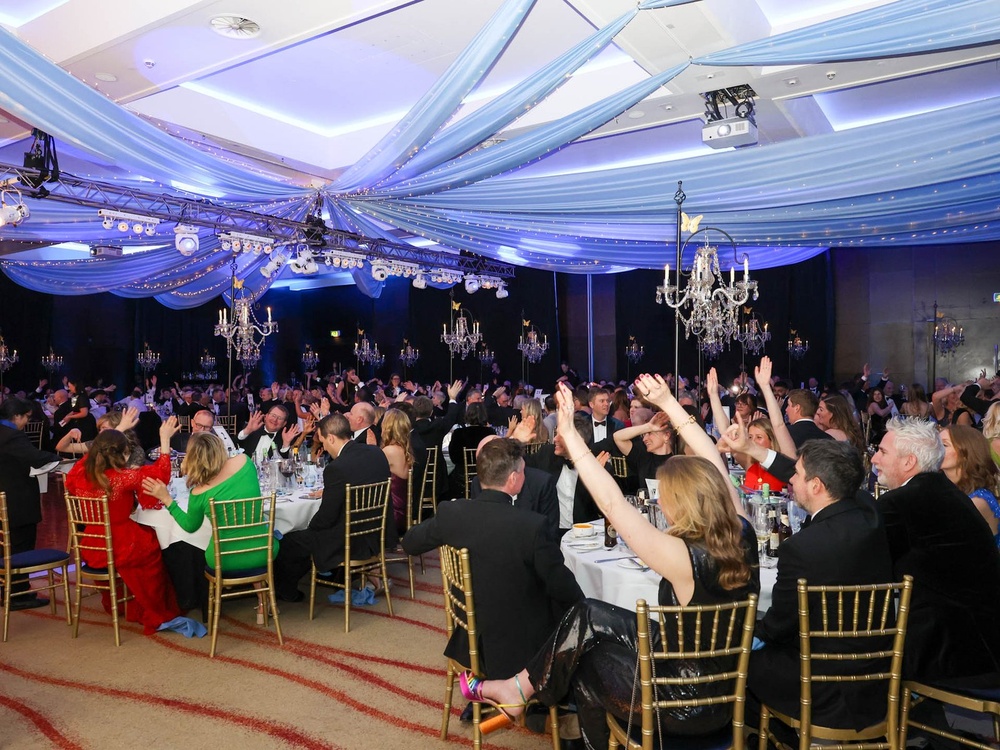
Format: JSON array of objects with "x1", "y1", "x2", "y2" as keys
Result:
[
  {"x1": 461, "y1": 377, "x2": 758, "y2": 748},
  {"x1": 381, "y1": 407, "x2": 414, "y2": 535},
  {"x1": 64, "y1": 416, "x2": 183, "y2": 634},
  {"x1": 941, "y1": 425, "x2": 1000, "y2": 546},
  {"x1": 816, "y1": 393, "x2": 866, "y2": 457}
]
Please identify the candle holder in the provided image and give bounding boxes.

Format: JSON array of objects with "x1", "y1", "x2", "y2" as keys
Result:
[
  {"x1": 787, "y1": 330, "x2": 809, "y2": 360},
  {"x1": 442, "y1": 307, "x2": 481, "y2": 360},
  {"x1": 136, "y1": 342, "x2": 160, "y2": 374},
  {"x1": 302, "y1": 344, "x2": 320, "y2": 371},
  {"x1": 41, "y1": 347, "x2": 63, "y2": 374},
  {"x1": 518, "y1": 319, "x2": 549, "y2": 364},
  {"x1": 214, "y1": 288, "x2": 278, "y2": 367}
]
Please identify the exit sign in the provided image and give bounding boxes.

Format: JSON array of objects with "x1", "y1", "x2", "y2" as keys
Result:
[{"x1": 994, "y1": 293, "x2": 1000, "y2": 303}]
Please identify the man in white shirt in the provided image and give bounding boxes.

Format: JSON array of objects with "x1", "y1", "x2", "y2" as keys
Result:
[{"x1": 587, "y1": 386, "x2": 623, "y2": 447}]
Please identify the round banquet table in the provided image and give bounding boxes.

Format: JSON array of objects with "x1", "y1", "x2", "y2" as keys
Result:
[{"x1": 561, "y1": 518, "x2": 777, "y2": 613}]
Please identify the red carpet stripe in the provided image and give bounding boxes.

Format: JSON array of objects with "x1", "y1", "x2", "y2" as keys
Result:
[
  {"x1": 0, "y1": 692, "x2": 85, "y2": 750},
  {"x1": 0, "y1": 662, "x2": 340, "y2": 750}
]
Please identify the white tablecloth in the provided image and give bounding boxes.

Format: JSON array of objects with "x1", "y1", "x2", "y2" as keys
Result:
[
  {"x1": 133, "y1": 478, "x2": 322, "y2": 550},
  {"x1": 561, "y1": 518, "x2": 777, "y2": 613}
]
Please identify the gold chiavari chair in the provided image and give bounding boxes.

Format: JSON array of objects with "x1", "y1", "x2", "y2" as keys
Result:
[
  {"x1": 382, "y1": 468, "x2": 416, "y2": 598},
  {"x1": 216, "y1": 414, "x2": 238, "y2": 438},
  {"x1": 607, "y1": 596, "x2": 758, "y2": 750},
  {"x1": 758, "y1": 576, "x2": 914, "y2": 750},
  {"x1": 900, "y1": 682, "x2": 1000, "y2": 750},
  {"x1": 24, "y1": 420, "x2": 45, "y2": 449},
  {"x1": 463, "y1": 447, "x2": 478, "y2": 499},
  {"x1": 418, "y1": 445, "x2": 439, "y2": 523},
  {"x1": 176, "y1": 415, "x2": 191, "y2": 433},
  {"x1": 522, "y1": 441, "x2": 546, "y2": 455}
]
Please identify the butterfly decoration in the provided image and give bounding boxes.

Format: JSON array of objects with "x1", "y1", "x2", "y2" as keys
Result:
[
  {"x1": 357, "y1": 327, "x2": 364, "y2": 335},
  {"x1": 522, "y1": 318, "x2": 531, "y2": 327},
  {"x1": 233, "y1": 278, "x2": 244, "y2": 289},
  {"x1": 681, "y1": 212, "x2": 703, "y2": 233},
  {"x1": 452, "y1": 300, "x2": 461, "y2": 311}
]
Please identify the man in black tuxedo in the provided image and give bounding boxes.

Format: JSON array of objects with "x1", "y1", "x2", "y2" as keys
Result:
[
  {"x1": 785, "y1": 389, "x2": 833, "y2": 448},
  {"x1": 411, "y1": 379, "x2": 464, "y2": 501},
  {"x1": 871, "y1": 417, "x2": 1000, "y2": 685},
  {"x1": 587, "y1": 386, "x2": 624, "y2": 451},
  {"x1": 273, "y1": 413, "x2": 392, "y2": 602},
  {"x1": 470, "y1": 434, "x2": 559, "y2": 540},
  {"x1": 237, "y1": 404, "x2": 301, "y2": 461},
  {"x1": 347, "y1": 401, "x2": 381, "y2": 447},
  {"x1": 749, "y1": 439, "x2": 894, "y2": 730},
  {"x1": 402, "y1": 438, "x2": 583, "y2": 678},
  {"x1": 0, "y1": 397, "x2": 60, "y2": 608}
]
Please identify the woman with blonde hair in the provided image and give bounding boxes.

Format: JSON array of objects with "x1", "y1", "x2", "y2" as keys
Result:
[
  {"x1": 739, "y1": 417, "x2": 787, "y2": 492},
  {"x1": 982, "y1": 401, "x2": 1000, "y2": 468},
  {"x1": 940, "y1": 425, "x2": 1000, "y2": 546},
  {"x1": 462, "y1": 377, "x2": 757, "y2": 748},
  {"x1": 380, "y1": 407, "x2": 414, "y2": 535},
  {"x1": 518, "y1": 397, "x2": 549, "y2": 443}
]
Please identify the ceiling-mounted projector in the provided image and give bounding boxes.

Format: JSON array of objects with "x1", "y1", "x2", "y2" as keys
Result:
[{"x1": 702, "y1": 117, "x2": 758, "y2": 149}]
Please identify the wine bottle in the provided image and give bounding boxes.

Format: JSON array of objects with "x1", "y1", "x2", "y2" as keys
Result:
[
  {"x1": 767, "y1": 508, "x2": 780, "y2": 558},
  {"x1": 779, "y1": 510, "x2": 793, "y2": 544},
  {"x1": 604, "y1": 518, "x2": 618, "y2": 549}
]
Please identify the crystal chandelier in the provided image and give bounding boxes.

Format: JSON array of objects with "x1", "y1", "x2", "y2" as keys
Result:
[
  {"x1": 136, "y1": 342, "x2": 160, "y2": 373},
  {"x1": 625, "y1": 336, "x2": 645, "y2": 364},
  {"x1": 41, "y1": 347, "x2": 63, "y2": 373},
  {"x1": 934, "y1": 317, "x2": 964, "y2": 356},
  {"x1": 477, "y1": 345, "x2": 495, "y2": 367},
  {"x1": 442, "y1": 306, "x2": 482, "y2": 360},
  {"x1": 0, "y1": 335, "x2": 18, "y2": 373},
  {"x1": 399, "y1": 339, "x2": 420, "y2": 368},
  {"x1": 198, "y1": 349, "x2": 216, "y2": 380},
  {"x1": 214, "y1": 287, "x2": 278, "y2": 368},
  {"x1": 518, "y1": 320, "x2": 549, "y2": 364},
  {"x1": 699, "y1": 332, "x2": 728, "y2": 361},
  {"x1": 355, "y1": 333, "x2": 384, "y2": 368},
  {"x1": 736, "y1": 311, "x2": 771, "y2": 355},
  {"x1": 787, "y1": 330, "x2": 809, "y2": 360},
  {"x1": 656, "y1": 227, "x2": 757, "y2": 348},
  {"x1": 302, "y1": 344, "x2": 320, "y2": 371}
]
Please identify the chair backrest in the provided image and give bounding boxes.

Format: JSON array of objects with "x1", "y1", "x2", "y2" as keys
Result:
[
  {"x1": 635, "y1": 595, "x2": 759, "y2": 750},
  {"x1": 24, "y1": 420, "x2": 45, "y2": 448},
  {"x1": 216, "y1": 414, "x2": 238, "y2": 437},
  {"x1": 0, "y1": 492, "x2": 13, "y2": 573},
  {"x1": 343, "y1": 479, "x2": 391, "y2": 563},
  {"x1": 609, "y1": 455, "x2": 629, "y2": 479},
  {"x1": 64, "y1": 492, "x2": 115, "y2": 571},
  {"x1": 439, "y1": 545, "x2": 480, "y2": 674},
  {"x1": 795, "y1": 576, "x2": 914, "y2": 739},
  {"x1": 522, "y1": 441, "x2": 546, "y2": 455},
  {"x1": 177, "y1": 415, "x2": 191, "y2": 433},
  {"x1": 419, "y1": 445, "x2": 438, "y2": 509},
  {"x1": 463, "y1": 447, "x2": 478, "y2": 497},
  {"x1": 405, "y1": 467, "x2": 414, "y2": 532},
  {"x1": 206, "y1": 493, "x2": 277, "y2": 574}
]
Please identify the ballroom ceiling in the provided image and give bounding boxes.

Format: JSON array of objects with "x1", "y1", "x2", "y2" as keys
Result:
[{"x1": 0, "y1": 0, "x2": 998, "y2": 303}]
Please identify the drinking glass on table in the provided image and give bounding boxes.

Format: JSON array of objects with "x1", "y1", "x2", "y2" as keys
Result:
[
  {"x1": 279, "y1": 458, "x2": 296, "y2": 495},
  {"x1": 751, "y1": 501, "x2": 771, "y2": 567}
]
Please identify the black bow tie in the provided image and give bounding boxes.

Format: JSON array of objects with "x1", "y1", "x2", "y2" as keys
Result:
[{"x1": 593, "y1": 420, "x2": 606, "y2": 427}]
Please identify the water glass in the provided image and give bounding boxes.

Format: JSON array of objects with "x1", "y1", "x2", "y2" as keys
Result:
[{"x1": 302, "y1": 462, "x2": 318, "y2": 489}]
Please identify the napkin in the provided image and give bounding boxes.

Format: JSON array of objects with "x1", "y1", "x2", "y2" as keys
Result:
[
  {"x1": 157, "y1": 616, "x2": 208, "y2": 638},
  {"x1": 327, "y1": 587, "x2": 376, "y2": 606}
]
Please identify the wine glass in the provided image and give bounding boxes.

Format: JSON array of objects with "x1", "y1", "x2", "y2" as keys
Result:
[
  {"x1": 751, "y1": 501, "x2": 771, "y2": 567},
  {"x1": 279, "y1": 458, "x2": 296, "y2": 495}
]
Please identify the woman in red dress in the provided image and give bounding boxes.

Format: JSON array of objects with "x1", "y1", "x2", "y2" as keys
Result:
[{"x1": 65, "y1": 416, "x2": 182, "y2": 634}]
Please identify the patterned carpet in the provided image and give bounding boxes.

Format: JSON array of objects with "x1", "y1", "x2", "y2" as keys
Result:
[{"x1": 0, "y1": 489, "x2": 551, "y2": 749}]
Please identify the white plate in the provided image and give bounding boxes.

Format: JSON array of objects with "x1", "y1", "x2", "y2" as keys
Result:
[
  {"x1": 566, "y1": 539, "x2": 602, "y2": 550},
  {"x1": 617, "y1": 557, "x2": 648, "y2": 570}
]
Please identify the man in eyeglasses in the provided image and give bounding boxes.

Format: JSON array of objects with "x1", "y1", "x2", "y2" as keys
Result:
[{"x1": 170, "y1": 408, "x2": 238, "y2": 455}]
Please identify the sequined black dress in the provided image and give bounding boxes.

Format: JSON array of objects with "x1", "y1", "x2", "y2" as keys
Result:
[{"x1": 525, "y1": 519, "x2": 759, "y2": 750}]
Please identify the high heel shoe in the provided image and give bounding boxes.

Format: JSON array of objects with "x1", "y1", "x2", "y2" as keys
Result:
[{"x1": 458, "y1": 671, "x2": 527, "y2": 721}]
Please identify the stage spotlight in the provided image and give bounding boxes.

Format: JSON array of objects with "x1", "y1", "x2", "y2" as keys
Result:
[
  {"x1": 495, "y1": 282, "x2": 509, "y2": 299},
  {"x1": 370, "y1": 263, "x2": 389, "y2": 282},
  {"x1": 102, "y1": 217, "x2": 113, "y2": 230},
  {"x1": 412, "y1": 273, "x2": 427, "y2": 290},
  {"x1": 464, "y1": 275, "x2": 481, "y2": 294},
  {"x1": 174, "y1": 225, "x2": 199, "y2": 256}
]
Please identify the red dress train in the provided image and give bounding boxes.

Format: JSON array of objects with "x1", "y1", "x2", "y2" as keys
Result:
[{"x1": 65, "y1": 455, "x2": 182, "y2": 634}]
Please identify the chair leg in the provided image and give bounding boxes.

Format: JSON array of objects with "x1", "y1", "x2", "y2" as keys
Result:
[
  {"x1": 2, "y1": 584, "x2": 10, "y2": 643},
  {"x1": 47, "y1": 571, "x2": 57, "y2": 615},
  {"x1": 60, "y1": 566, "x2": 71, "y2": 626},
  {"x1": 898, "y1": 688, "x2": 912, "y2": 749},
  {"x1": 343, "y1": 568, "x2": 352, "y2": 633},
  {"x1": 550, "y1": 705, "x2": 561, "y2": 750},
  {"x1": 381, "y1": 558, "x2": 393, "y2": 618},
  {"x1": 267, "y1": 581, "x2": 283, "y2": 646},
  {"x1": 71, "y1": 575, "x2": 83, "y2": 639},
  {"x1": 472, "y1": 700, "x2": 482, "y2": 750},
  {"x1": 759, "y1": 706, "x2": 770, "y2": 750},
  {"x1": 441, "y1": 663, "x2": 455, "y2": 740},
  {"x1": 309, "y1": 563, "x2": 317, "y2": 621},
  {"x1": 209, "y1": 579, "x2": 223, "y2": 657},
  {"x1": 107, "y1": 575, "x2": 122, "y2": 647}
]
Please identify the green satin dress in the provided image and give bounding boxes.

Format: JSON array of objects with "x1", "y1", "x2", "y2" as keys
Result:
[{"x1": 167, "y1": 456, "x2": 279, "y2": 569}]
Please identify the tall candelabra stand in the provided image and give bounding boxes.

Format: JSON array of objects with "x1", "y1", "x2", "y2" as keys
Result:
[
  {"x1": 518, "y1": 318, "x2": 549, "y2": 385},
  {"x1": 736, "y1": 312, "x2": 770, "y2": 356},
  {"x1": 787, "y1": 330, "x2": 809, "y2": 360},
  {"x1": 199, "y1": 349, "x2": 217, "y2": 374},
  {"x1": 41, "y1": 347, "x2": 63, "y2": 374},
  {"x1": 477, "y1": 344, "x2": 494, "y2": 385},
  {"x1": 239, "y1": 345, "x2": 262, "y2": 371},
  {"x1": 136, "y1": 341, "x2": 161, "y2": 374},
  {"x1": 625, "y1": 336, "x2": 644, "y2": 380},
  {"x1": 0, "y1": 335, "x2": 18, "y2": 392},
  {"x1": 399, "y1": 339, "x2": 420, "y2": 379},
  {"x1": 442, "y1": 296, "x2": 482, "y2": 380},
  {"x1": 933, "y1": 305, "x2": 964, "y2": 356},
  {"x1": 214, "y1": 284, "x2": 278, "y2": 380},
  {"x1": 302, "y1": 344, "x2": 320, "y2": 372},
  {"x1": 655, "y1": 182, "x2": 758, "y2": 397},
  {"x1": 355, "y1": 332, "x2": 384, "y2": 376}
]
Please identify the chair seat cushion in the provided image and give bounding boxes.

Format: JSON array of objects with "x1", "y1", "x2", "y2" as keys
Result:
[
  {"x1": 80, "y1": 564, "x2": 111, "y2": 575},
  {"x1": 614, "y1": 717, "x2": 733, "y2": 750},
  {"x1": 4, "y1": 548, "x2": 69, "y2": 568},
  {"x1": 205, "y1": 565, "x2": 267, "y2": 579}
]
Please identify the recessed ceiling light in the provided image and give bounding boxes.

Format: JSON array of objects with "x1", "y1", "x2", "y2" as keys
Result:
[
  {"x1": 785, "y1": 77, "x2": 799, "y2": 86},
  {"x1": 661, "y1": 104, "x2": 674, "y2": 111},
  {"x1": 210, "y1": 15, "x2": 262, "y2": 39},
  {"x1": 95, "y1": 72, "x2": 117, "y2": 82},
  {"x1": 628, "y1": 110, "x2": 645, "y2": 119}
]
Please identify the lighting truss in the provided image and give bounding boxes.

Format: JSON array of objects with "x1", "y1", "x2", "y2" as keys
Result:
[
  {"x1": 218, "y1": 230, "x2": 276, "y2": 254},
  {"x1": 98, "y1": 208, "x2": 160, "y2": 235}
]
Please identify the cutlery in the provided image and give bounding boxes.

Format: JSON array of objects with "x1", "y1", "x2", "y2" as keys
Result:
[{"x1": 594, "y1": 556, "x2": 636, "y2": 564}]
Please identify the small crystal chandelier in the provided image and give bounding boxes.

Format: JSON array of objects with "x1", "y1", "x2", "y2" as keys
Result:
[
  {"x1": 933, "y1": 309, "x2": 964, "y2": 356},
  {"x1": 518, "y1": 319, "x2": 549, "y2": 364},
  {"x1": 0, "y1": 335, "x2": 19, "y2": 373},
  {"x1": 477, "y1": 345, "x2": 495, "y2": 367},
  {"x1": 302, "y1": 344, "x2": 320, "y2": 371},
  {"x1": 355, "y1": 332, "x2": 385, "y2": 368},
  {"x1": 656, "y1": 226, "x2": 757, "y2": 349},
  {"x1": 625, "y1": 336, "x2": 645, "y2": 364},
  {"x1": 736, "y1": 310, "x2": 771, "y2": 355},
  {"x1": 41, "y1": 347, "x2": 63, "y2": 374},
  {"x1": 136, "y1": 342, "x2": 161, "y2": 374},
  {"x1": 200, "y1": 350, "x2": 217, "y2": 373},
  {"x1": 442, "y1": 302, "x2": 482, "y2": 360},
  {"x1": 399, "y1": 339, "x2": 420, "y2": 368},
  {"x1": 787, "y1": 330, "x2": 809, "y2": 360},
  {"x1": 214, "y1": 287, "x2": 278, "y2": 368}
]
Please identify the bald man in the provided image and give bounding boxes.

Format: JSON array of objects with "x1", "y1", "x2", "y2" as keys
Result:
[{"x1": 347, "y1": 401, "x2": 381, "y2": 447}]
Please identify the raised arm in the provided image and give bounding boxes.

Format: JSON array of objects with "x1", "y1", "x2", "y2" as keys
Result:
[
  {"x1": 611, "y1": 411, "x2": 669, "y2": 456},
  {"x1": 754, "y1": 356, "x2": 796, "y2": 457},
  {"x1": 705, "y1": 367, "x2": 730, "y2": 434}
]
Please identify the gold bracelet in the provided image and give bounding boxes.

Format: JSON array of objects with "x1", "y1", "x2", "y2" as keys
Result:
[
  {"x1": 570, "y1": 451, "x2": 591, "y2": 464},
  {"x1": 676, "y1": 414, "x2": 698, "y2": 430}
]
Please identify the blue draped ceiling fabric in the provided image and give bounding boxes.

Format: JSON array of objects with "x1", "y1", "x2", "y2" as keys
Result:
[{"x1": 0, "y1": 0, "x2": 999, "y2": 305}]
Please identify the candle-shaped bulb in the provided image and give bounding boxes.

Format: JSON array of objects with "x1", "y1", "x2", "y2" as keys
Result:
[
  {"x1": 664, "y1": 263, "x2": 669, "y2": 288},
  {"x1": 267, "y1": 306, "x2": 272, "y2": 323},
  {"x1": 730, "y1": 266, "x2": 734, "y2": 285},
  {"x1": 743, "y1": 257, "x2": 749, "y2": 279}
]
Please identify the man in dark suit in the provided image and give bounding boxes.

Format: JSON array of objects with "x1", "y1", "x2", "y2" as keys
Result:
[
  {"x1": 586, "y1": 386, "x2": 624, "y2": 451},
  {"x1": 470, "y1": 434, "x2": 559, "y2": 540},
  {"x1": 402, "y1": 438, "x2": 583, "y2": 678},
  {"x1": 273, "y1": 413, "x2": 391, "y2": 602},
  {"x1": 749, "y1": 440, "x2": 894, "y2": 731},
  {"x1": 871, "y1": 417, "x2": 1000, "y2": 685},
  {"x1": 0, "y1": 397, "x2": 60, "y2": 608},
  {"x1": 411, "y1": 379, "x2": 464, "y2": 501},
  {"x1": 346, "y1": 401, "x2": 381, "y2": 447},
  {"x1": 237, "y1": 404, "x2": 300, "y2": 461},
  {"x1": 785, "y1": 389, "x2": 833, "y2": 448}
]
